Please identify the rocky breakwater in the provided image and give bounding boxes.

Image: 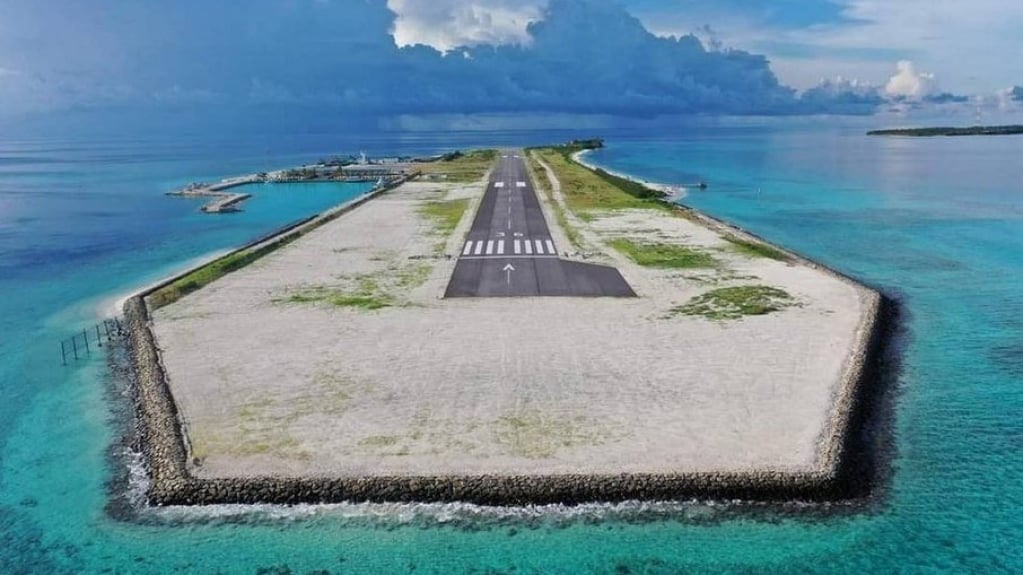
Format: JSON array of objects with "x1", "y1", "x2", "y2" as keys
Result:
[{"x1": 124, "y1": 296, "x2": 194, "y2": 505}]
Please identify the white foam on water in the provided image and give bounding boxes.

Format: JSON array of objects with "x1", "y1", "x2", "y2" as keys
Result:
[{"x1": 135, "y1": 495, "x2": 739, "y2": 527}]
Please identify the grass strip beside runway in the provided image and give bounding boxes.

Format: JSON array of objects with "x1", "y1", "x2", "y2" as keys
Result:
[{"x1": 531, "y1": 148, "x2": 671, "y2": 215}]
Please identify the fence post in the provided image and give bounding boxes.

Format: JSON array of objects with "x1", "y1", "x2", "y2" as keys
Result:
[
  {"x1": 61, "y1": 341, "x2": 67, "y2": 366},
  {"x1": 72, "y1": 336, "x2": 79, "y2": 360},
  {"x1": 83, "y1": 329, "x2": 90, "y2": 354},
  {"x1": 96, "y1": 324, "x2": 103, "y2": 347}
]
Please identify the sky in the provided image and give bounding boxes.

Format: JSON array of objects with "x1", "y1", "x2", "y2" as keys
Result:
[{"x1": 1, "y1": 0, "x2": 1021, "y2": 129}]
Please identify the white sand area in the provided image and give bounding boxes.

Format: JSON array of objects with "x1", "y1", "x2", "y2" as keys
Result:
[{"x1": 149, "y1": 169, "x2": 872, "y2": 480}]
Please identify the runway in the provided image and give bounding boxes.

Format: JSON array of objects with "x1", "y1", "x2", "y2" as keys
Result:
[{"x1": 444, "y1": 151, "x2": 635, "y2": 298}]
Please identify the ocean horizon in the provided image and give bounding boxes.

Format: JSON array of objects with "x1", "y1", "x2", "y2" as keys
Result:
[{"x1": 2, "y1": 121, "x2": 1021, "y2": 573}]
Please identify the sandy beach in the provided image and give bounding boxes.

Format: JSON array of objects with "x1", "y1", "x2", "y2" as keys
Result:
[
  {"x1": 572, "y1": 149, "x2": 686, "y2": 199},
  {"x1": 144, "y1": 159, "x2": 873, "y2": 482}
]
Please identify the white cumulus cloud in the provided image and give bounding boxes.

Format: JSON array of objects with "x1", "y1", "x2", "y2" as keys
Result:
[
  {"x1": 387, "y1": 0, "x2": 545, "y2": 50},
  {"x1": 884, "y1": 60, "x2": 937, "y2": 99}
]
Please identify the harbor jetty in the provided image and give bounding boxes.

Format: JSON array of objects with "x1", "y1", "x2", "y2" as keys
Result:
[
  {"x1": 166, "y1": 176, "x2": 261, "y2": 213},
  {"x1": 168, "y1": 154, "x2": 415, "y2": 214}
]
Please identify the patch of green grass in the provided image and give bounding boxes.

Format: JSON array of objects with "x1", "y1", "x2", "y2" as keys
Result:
[
  {"x1": 326, "y1": 294, "x2": 395, "y2": 310},
  {"x1": 285, "y1": 288, "x2": 394, "y2": 310},
  {"x1": 358, "y1": 435, "x2": 400, "y2": 448},
  {"x1": 279, "y1": 262, "x2": 430, "y2": 311},
  {"x1": 416, "y1": 149, "x2": 497, "y2": 182},
  {"x1": 609, "y1": 238, "x2": 718, "y2": 269},
  {"x1": 493, "y1": 411, "x2": 616, "y2": 459},
  {"x1": 394, "y1": 262, "x2": 432, "y2": 290},
  {"x1": 726, "y1": 237, "x2": 792, "y2": 262},
  {"x1": 419, "y1": 198, "x2": 470, "y2": 244},
  {"x1": 670, "y1": 285, "x2": 797, "y2": 321}
]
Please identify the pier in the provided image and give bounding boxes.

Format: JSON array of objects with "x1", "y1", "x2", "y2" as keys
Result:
[
  {"x1": 166, "y1": 176, "x2": 261, "y2": 213},
  {"x1": 167, "y1": 159, "x2": 412, "y2": 214},
  {"x1": 200, "y1": 193, "x2": 252, "y2": 213}
]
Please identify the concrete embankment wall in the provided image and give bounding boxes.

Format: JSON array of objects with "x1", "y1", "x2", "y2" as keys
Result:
[{"x1": 124, "y1": 168, "x2": 897, "y2": 507}]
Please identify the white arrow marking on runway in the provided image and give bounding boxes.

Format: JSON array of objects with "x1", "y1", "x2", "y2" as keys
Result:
[
  {"x1": 495, "y1": 182, "x2": 505, "y2": 188},
  {"x1": 496, "y1": 232, "x2": 506, "y2": 238},
  {"x1": 513, "y1": 232, "x2": 524, "y2": 237},
  {"x1": 503, "y1": 263, "x2": 515, "y2": 284}
]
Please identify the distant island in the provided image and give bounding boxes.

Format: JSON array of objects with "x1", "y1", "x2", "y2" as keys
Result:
[{"x1": 868, "y1": 125, "x2": 1023, "y2": 137}]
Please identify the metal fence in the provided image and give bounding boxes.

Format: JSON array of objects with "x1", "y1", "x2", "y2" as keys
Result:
[{"x1": 60, "y1": 318, "x2": 125, "y2": 366}]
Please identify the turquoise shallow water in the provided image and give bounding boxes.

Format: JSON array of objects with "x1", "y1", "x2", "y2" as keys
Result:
[{"x1": 2, "y1": 124, "x2": 1022, "y2": 573}]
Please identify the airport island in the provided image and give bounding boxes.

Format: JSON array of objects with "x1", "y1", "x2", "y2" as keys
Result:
[{"x1": 124, "y1": 143, "x2": 892, "y2": 506}]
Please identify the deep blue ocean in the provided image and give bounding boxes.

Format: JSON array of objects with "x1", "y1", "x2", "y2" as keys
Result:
[{"x1": 1, "y1": 121, "x2": 1021, "y2": 573}]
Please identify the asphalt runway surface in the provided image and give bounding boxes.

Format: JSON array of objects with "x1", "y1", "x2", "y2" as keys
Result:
[{"x1": 444, "y1": 151, "x2": 636, "y2": 298}]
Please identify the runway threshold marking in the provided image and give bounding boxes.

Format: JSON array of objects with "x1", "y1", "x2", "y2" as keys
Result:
[{"x1": 486, "y1": 240, "x2": 495, "y2": 255}]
